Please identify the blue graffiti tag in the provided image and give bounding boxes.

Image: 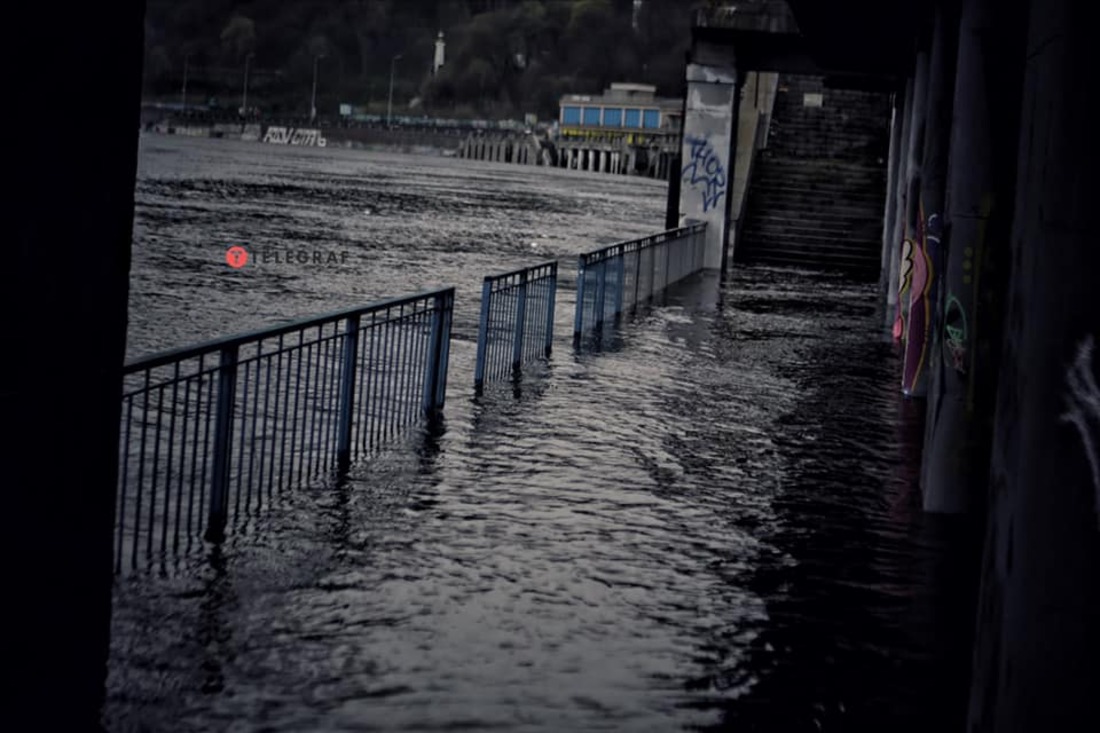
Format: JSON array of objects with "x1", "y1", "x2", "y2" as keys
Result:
[{"x1": 682, "y1": 135, "x2": 727, "y2": 213}]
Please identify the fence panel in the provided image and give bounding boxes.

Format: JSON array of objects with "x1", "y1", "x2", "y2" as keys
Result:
[
  {"x1": 115, "y1": 287, "x2": 454, "y2": 572},
  {"x1": 573, "y1": 223, "x2": 706, "y2": 342},
  {"x1": 475, "y1": 261, "x2": 557, "y2": 391}
]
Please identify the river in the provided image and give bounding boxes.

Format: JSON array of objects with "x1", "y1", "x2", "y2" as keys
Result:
[{"x1": 107, "y1": 135, "x2": 976, "y2": 732}]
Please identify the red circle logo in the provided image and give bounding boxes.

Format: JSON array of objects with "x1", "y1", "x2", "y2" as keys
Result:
[{"x1": 226, "y1": 246, "x2": 249, "y2": 269}]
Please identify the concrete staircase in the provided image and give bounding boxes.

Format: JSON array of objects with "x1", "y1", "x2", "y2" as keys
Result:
[{"x1": 735, "y1": 75, "x2": 892, "y2": 279}]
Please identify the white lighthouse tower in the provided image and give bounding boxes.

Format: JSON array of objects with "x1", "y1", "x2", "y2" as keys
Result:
[{"x1": 433, "y1": 31, "x2": 445, "y2": 75}]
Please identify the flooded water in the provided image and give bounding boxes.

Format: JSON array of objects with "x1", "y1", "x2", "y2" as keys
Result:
[{"x1": 108, "y1": 136, "x2": 977, "y2": 732}]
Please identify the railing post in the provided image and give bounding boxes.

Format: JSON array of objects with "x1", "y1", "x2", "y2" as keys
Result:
[
  {"x1": 573, "y1": 255, "x2": 587, "y2": 345},
  {"x1": 474, "y1": 278, "x2": 492, "y2": 393},
  {"x1": 512, "y1": 270, "x2": 528, "y2": 373},
  {"x1": 633, "y1": 246, "x2": 642, "y2": 312},
  {"x1": 422, "y1": 289, "x2": 452, "y2": 416},
  {"x1": 613, "y1": 250, "x2": 625, "y2": 321},
  {"x1": 336, "y1": 314, "x2": 360, "y2": 472},
  {"x1": 595, "y1": 257, "x2": 607, "y2": 330},
  {"x1": 206, "y1": 344, "x2": 238, "y2": 543},
  {"x1": 664, "y1": 233, "x2": 672, "y2": 292},
  {"x1": 545, "y1": 263, "x2": 557, "y2": 357}
]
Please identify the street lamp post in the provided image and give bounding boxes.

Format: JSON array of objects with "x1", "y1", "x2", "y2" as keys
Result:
[
  {"x1": 180, "y1": 54, "x2": 191, "y2": 113},
  {"x1": 241, "y1": 53, "x2": 254, "y2": 118},
  {"x1": 310, "y1": 54, "x2": 324, "y2": 123},
  {"x1": 387, "y1": 54, "x2": 402, "y2": 126}
]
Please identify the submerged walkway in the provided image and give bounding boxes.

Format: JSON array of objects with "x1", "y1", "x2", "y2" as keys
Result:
[{"x1": 108, "y1": 266, "x2": 973, "y2": 732}]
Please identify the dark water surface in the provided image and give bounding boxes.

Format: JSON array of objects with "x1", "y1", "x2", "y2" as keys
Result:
[{"x1": 108, "y1": 136, "x2": 974, "y2": 732}]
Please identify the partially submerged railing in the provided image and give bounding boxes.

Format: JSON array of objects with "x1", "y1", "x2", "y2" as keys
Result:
[
  {"x1": 573, "y1": 223, "x2": 707, "y2": 341},
  {"x1": 115, "y1": 287, "x2": 454, "y2": 572},
  {"x1": 474, "y1": 260, "x2": 557, "y2": 392}
]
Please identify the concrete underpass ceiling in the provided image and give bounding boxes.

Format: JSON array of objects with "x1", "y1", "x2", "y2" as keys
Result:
[{"x1": 696, "y1": 0, "x2": 932, "y2": 88}]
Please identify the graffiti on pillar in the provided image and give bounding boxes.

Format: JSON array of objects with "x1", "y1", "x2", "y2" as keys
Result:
[
  {"x1": 893, "y1": 237, "x2": 915, "y2": 341},
  {"x1": 682, "y1": 135, "x2": 727, "y2": 213},
  {"x1": 943, "y1": 293, "x2": 969, "y2": 373},
  {"x1": 262, "y1": 126, "x2": 328, "y2": 147},
  {"x1": 1059, "y1": 334, "x2": 1100, "y2": 527},
  {"x1": 902, "y1": 207, "x2": 934, "y2": 394}
]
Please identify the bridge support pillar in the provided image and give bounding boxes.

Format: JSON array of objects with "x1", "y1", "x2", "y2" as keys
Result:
[
  {"x1": 7, "y1": 1, "x2": 144, "y2": 726},
  {"x1": 885, "y1": 76, "x2": 915, "y2": 333},
  {"x1": 895, "y1": 46, "x2": 930, "y2": 360},
  {"x1": 922, "y1": 0, "x2": 1017, "y2": 514},
  {"x1": 904, "y1": 0, "x2": 962, "y2": 397},
  {"x1": 967, "y1": 0, "x2": 1100, "y2": 727},
  {"x1": 881, "y1": 91, "x2": 904, "y2": 299},
  {"x1": 677, "y1": 42, "x2": 738, "y2": 270}
]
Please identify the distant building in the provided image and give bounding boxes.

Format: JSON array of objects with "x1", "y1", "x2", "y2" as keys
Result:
[{"x1": 558, "y1": 83, "x2": 682, "y2": 139}]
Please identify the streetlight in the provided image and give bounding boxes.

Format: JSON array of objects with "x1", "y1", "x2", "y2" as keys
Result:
[
  {"x1": 240, "y1": 52, "x2": 254, "y2": 118},
  {"x1": 180, "y1": 53, "x2": 191, "y2": 113},
  {"x1": 310, "y1": 54, "x2": 325, "y2": 123},
  {"x1": 387, "y1": 53, "x2": 402, "y2": 126}
]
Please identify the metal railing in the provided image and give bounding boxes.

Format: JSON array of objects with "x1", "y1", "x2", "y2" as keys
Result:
[
  {"x1": 573, "y1": 223, "x2": 707, "y2": 342},
  {"x1": 474, "y1": 260, "x2": 557, "y2": 392},
  {"x1": 114, "y1": 287, "x2": 454, "y2": 572}
]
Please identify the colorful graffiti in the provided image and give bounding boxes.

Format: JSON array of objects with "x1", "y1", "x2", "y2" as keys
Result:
[
  {"x1": 902, "y1": 209, "x2": 937, "y2": 395},
  {"x1": 943, "y1": 293, "x2": 969, "y2": 373},
  {"x1": 682, "y1": 135, "x2": 727, "y2": 213},
  {"x1": 1060, "y1": 334, "x2": 1100, "y2": 528},
  {"x1": 893, "y1": 237, "x2": 916, "y2": 340}
]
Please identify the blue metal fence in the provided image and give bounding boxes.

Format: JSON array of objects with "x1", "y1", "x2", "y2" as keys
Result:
[
  {"x1": 114, "y1": 287, "x2": 454, "y2": 572},
  {"x1": 474, "y1": 260, "x2": 557, "y2": 392},
  {"x1": 573, "y1": 223, "x2": 707, "y2": 341}
]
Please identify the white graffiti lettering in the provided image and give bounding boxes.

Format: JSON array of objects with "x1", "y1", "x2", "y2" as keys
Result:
[
  {"x1": 1060, "y1": 334, "x2": 1100, "y2": 528},
  {"x1": 262, "y1": 126, "x2": 327, "y2": 147},
  {"x1": 682, "y1": 135, "x2": 727, "y2": 214}
]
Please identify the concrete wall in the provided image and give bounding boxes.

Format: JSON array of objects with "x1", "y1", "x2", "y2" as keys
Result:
[{"x1": 728, "y1": 71, "x2": 780, "y2": 260}]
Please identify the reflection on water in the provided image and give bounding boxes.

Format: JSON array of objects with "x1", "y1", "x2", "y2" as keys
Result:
[{"x1": 107, "y1": 137, "x2": 977, "y2": 732}]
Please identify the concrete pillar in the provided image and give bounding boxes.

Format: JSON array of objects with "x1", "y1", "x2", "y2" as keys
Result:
[
  {"x1": 7, "y1": 1, "x2": 143, "y2": 726},
  {"x1": 894, "y1": 49, "x2": 930, "y2": 348},
  {"x1": 969, "y1": 0, "x2": 1100, "y2": 729},
  {"x1": 905, "y1": 1, "x2": 962, "y2": 397},
  {"x1": 678, "y1": 41, "x2": 737, "y2": 269},
  {"x1": 922, "y1": 0, "x2": 1026, "y2": 511},
  {"x1": 886, "y1": 76, "x2": 915, "y2": 332},
  {"x1": 881, "y1": 95, "x2": 904, "y2": 294}
]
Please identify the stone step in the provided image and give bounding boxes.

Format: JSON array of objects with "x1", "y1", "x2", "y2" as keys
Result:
[
  {"x1": 745, "y1": 212, "x2": 883, "y2": 233},
  {"x1": 749, "y1": 180, "x2": 886, "y2": 199}
]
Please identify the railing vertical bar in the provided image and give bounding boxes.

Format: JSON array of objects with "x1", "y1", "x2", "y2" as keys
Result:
[
  {"x1": 474, "y1": 278, "x2": 492, "y2": 392},
  {"x1": 146, "y1": 385, "x2": 165, "y2": 560},
  {"x1": 116, "y1": 393, "x2": 134, "y2": 573},
  {"x1": 362, "y1": 313, "x2": 378, "y2": 452},
  {"x1": 234, "y1": 354, "x2": 251, "y2": 523},
  {"x1": 198, "y1": 359, "x2": 215, "y2": 536},
  {"x1": 246, "y1": 343, "x2": 264, "y2": 514},
  {"x1": 162, "y1": 365, "x2": 180, "y2": 558},
  {"x1": 173, "y1": 371, "x2": 190, "y2": 556},
  {"x1": 284, "y1": 334, "x2": 303, "y2": 491},
  {"x1": 513, "y1": 271, "x2": 528, "y2": 374},
  {"x1": 132, "y1": 371, "x2": 151, "y2": 570}
]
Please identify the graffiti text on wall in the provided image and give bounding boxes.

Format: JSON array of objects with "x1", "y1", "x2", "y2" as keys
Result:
[
  {"x1": 263, "y1": 127, "x2": 328, "y2": 147},
  {"x1": 1060, "y1": 334, "x2": 1100, "y2": 528},
  {"x1": 682, "y1": 135, "x2": 727, "y2": 213}
]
